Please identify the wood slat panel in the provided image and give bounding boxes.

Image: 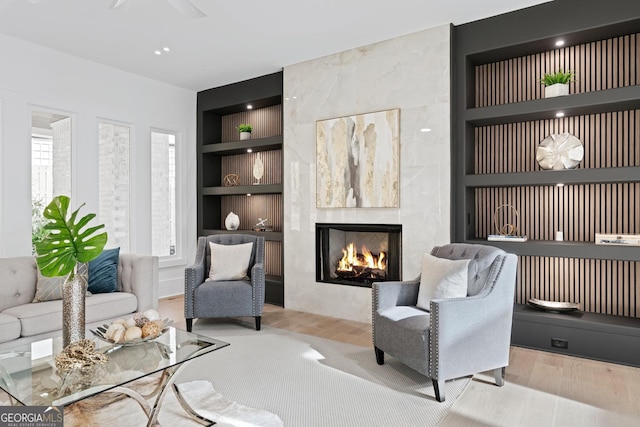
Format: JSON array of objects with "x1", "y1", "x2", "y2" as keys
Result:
[
  {"x1": 474, "y1": 110, "x2": 640, "y2": 173},
  {"x1": 475, "y1": 183, "x2": 640, "y2": 241},
  {"x1": 516, "y1": 256, "x2": 638, "y2": 317},
  {"x1": 265, "y1": 241, "x2": 283, "y2": 277},
  {"x1": 220, "y1": 104, "x2": 282, "y2": 142},
  {"x1": 221, "y1": 149, "x2": 282, "y2": 186},
  {"x1": 475, "y1": 33, "x2": 640, "y2": 107},
  {"x1": 220, "y1": 194, "x2": 283, "y2": 232}
]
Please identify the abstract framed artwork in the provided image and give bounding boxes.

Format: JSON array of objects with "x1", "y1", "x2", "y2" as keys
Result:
[{"x1": 316, "y1": 108, "x2": 399, "y2": 208}]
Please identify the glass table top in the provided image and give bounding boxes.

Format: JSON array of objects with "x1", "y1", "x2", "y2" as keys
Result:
[{"x1": 0, "y1": 327, "x2": 229, "y2": 407}]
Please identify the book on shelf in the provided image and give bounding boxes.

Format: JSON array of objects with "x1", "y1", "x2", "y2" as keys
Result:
[
  {"x1": 487, "y1": 235, "x2": 528, "y2": 242},
  {"x1": 595, "y1": 233, "x2": 640, "y2": 246}
]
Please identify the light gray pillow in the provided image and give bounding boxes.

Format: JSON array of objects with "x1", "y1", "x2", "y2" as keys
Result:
[
  {"x1": 32, "y1": 263, "x2": 90, "y2": 303},
  {"x1": 416, "y1": 253, "x2": 470, "y2": 311},
  {"x1": 208, "y1": 242, "x2": 254, "y2": 281}
]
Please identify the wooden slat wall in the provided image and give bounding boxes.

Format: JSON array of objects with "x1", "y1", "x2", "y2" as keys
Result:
[
  {"x1": 475, "y1": 184, "x2": 640, "y2": 241},
  {"x1": 474, "y1": 110, "x2": 640, "y2": 173},
  {"x1": 220, "y1": 194, "x2": 282, "y2": 232},
  {"x1": 475, "y1": 33, "x2": 639, "y2": 107},
  {"x1": 221, "y1": 150, "x2": 282, "y2": 186},
  {"x1": 265, "y1": 241, "x2": 283, "y2": 277},
  {"x1": 220, "y1": 105, "x2": 282, "y2": 142},
  {"x1": 516, "y1": 256, "x2": 639, "y2": 317}
]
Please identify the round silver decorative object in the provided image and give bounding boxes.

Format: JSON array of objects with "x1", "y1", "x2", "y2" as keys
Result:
[{"x1": 536, "y1": 133, "x2": 584, "y2": 170}]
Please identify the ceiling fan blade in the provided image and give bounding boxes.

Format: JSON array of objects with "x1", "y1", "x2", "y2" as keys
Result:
[
  {"x1": 110, "y1": 0, "x2": 127, "y2": 9},
  {"x1": 165, "y1": 0, "x2": 206, "y2": 19}
]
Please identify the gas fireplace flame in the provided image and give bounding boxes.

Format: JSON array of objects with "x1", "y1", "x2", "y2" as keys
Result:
[{"x1": 337, "y1": 243, "x2": 386, "y2": 272}]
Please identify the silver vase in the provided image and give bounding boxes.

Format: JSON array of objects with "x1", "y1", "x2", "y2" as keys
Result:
[{"x1": 62, "y1": 263, "x2": 88, "y2": 348}]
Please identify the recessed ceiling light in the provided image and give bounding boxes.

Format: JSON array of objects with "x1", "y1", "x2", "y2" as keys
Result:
[
  {"x1": 154, "y1": 50, "x2": 162, "y2": 55},
  {"x1": 163, "y1": 47, "x2": 170, "y2": 52},
  {"x1": 247, "y1": 193, "x2": 252, "y2": 197},
  {"x1": 555, "y1": 112, "x2": 565, "y2": 118},
  {"x1": 555, "y1": 40, "x2": 565, "y2": 47},
  {"x1": 556, "y1": 183, "x2": 565, "y2": 187},
  {"x1": 247, "y1": 149, "x2": 252, "y2": 153},
  {"x1": 420, "y1": 128, "x2": 432, "y2": 132},
  {"x1": 247, "y1": 104, "x2": 253, "y2": 110}
]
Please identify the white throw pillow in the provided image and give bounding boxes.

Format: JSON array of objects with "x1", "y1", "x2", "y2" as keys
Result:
[
  {"x1": 416, "y1": 253, "x2": 470, "y2": 311},
  {"x1": 208, "y1": 241, "x2": 254, "y2": 281}
]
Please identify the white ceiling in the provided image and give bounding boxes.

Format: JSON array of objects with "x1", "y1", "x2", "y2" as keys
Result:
[{"x1": 0, "y1": 0, "x2": 550, "y2": 92}]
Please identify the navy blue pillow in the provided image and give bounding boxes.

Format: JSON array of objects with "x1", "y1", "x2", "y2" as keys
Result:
[{"x1": 88, "y1": 247, "x2": 120, "y2": 293}]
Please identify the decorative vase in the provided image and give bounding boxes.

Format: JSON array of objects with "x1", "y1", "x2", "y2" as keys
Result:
[
  {"x1": 240, "y1": 132, "x2": 251, "y2": 140},
  {"x1": 544, "y1": 83, "x2": 569, "y2": 98},
  {"x1": 62, "y1": 263, "x2": 88, "y2": 348},
  {"x1": 225, "y1": 212, "x2": 240, "y2": 230}
]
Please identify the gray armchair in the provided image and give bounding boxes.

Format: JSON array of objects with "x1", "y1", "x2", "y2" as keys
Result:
[
  {"x1": 372, "y1": 243, "x2": 517, "y2": 402},
  {"x1": 184, "y1": 234, "x2": 265, "y2": 331}
]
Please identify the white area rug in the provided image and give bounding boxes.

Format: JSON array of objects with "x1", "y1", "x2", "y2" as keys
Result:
[
  {"x1": 64, "y1": 378, "x2": 283, "y2": 426},
  {"x1": 173, "y1": 320, "x2": 471, "y2": 427}
]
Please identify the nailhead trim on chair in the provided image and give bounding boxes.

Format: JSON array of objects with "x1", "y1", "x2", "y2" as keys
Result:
[
  {"x1": 429, "y1": 301, "x2": 439, "y2": 378},
  {"x1": 371, "y1": 284, "x2": 378, "y2": 346}
]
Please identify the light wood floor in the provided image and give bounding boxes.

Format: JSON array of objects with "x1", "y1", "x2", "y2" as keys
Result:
[{"x1": 161, "y1": 296, "x2": 640, "y2": 426}]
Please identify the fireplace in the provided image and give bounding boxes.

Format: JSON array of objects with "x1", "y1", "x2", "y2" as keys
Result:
[{"x1": 316, "y1": 223, "x2": 402, "y2": 287}]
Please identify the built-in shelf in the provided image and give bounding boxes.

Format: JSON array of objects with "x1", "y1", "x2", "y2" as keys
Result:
[
  {"x1": 469, "y1": 239, "x2": 640, "y2": 261},
  {"x1": 197, "y1": 71, "x2": 284, "y2": 306},
  {"x1": 202, "y1": 184, "x2": 283, "y2": 196},
  {"x1": 202, "y1": 135, "x2": 283, "y2": 155},
  {"x1": 454, "y1": 1, "x2": 640, "y2": 366},
  {"x1": 466, "y1": 86, "x2": 640, "y2": 126},
  {"x1": 512, "y1": 304, "x2": 640, "y2": 367},
  {"x1": 463, "y1": 167, "x2": 640, "y2": 187},
  {"x1": 202, "y1": 229, "x2": 283, "y2": 242}
]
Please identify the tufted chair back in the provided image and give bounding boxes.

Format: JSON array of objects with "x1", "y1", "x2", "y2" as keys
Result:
[{"x1": 431, "y1": 243, "x2": 505, "y2": 296}]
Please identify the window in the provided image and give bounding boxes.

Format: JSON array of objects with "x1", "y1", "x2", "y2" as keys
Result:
[
  {"x1": 98, "y1": 122, "x2": 130, "y2": 251},
  {"x1": 151, "y1": 130, "x2": 177, "y2": 258},
  {"x1": 31, "y1": 110, "x2": 72, "y2": 252}
]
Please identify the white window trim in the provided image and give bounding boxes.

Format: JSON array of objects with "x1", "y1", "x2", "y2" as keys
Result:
[{"x1": 151, "y1": 127, "x2": 186, "y2": 269}]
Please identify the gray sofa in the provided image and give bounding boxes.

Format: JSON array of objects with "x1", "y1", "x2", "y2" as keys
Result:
[{"x1": 0, "y1": 253, "x2": 158, "y2": 351}]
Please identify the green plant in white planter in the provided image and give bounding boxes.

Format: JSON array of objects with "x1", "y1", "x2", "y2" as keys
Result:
[
  {"x1": 34, "y1": 195, "x2": 107, "y2": 347},
  {"x1": 540, "y1": 70, "x2": 574, "y2": 98},
  {"x1": 236, "y1": 123, "x2": 253, "y2": 140}
]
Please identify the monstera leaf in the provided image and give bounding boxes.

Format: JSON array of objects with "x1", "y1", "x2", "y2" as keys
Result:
[{"x1": 34, "y1": 196, "x2": 108, "y2": 278}]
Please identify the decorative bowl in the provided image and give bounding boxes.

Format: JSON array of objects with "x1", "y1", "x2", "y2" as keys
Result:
[
  {"x1": 527, "y1": 298, "x2": 580, "y2": 312},
  {"x1": 90, "y1": 318, "x2": 173, "y2": 346}
]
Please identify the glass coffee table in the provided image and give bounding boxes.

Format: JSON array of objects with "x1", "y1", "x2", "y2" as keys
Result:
[{"x1": 0, "y1": 327, "x2": 229, "y2": 426}]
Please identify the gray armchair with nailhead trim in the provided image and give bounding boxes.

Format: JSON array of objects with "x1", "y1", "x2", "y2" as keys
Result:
[
  {"x1": 372, "y1": 243, "x2": 517, "y2": 402},
  {"x1": 184, "y1": 234, "x2": 265, "y2": 332}
]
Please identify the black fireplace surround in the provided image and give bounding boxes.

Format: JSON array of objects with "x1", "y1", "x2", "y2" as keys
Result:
[{"x1": 316, "y1": 223, "x2": 402, "y2": 288}]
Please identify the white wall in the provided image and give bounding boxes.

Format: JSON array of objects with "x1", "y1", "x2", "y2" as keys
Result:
[
  {"x1": 0, "y1": 34, "x2": 197, "y2": 297},
  {"x1": 283, "y1": 24, "x2": 452, "y2": 323}
]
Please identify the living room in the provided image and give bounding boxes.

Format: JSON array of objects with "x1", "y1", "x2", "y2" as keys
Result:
[{"x1": 0, "y1": 0, "x2": 639, "y2": 425}]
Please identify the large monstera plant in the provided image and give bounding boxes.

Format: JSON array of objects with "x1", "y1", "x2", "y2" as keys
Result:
[{"x1": 34, "y1": 195, "x2": 107, "y2": 278}]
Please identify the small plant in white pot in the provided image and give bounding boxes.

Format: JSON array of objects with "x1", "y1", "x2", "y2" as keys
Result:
[
  {"x1": 236, "y1": 123, "x2": 253, "y2": 140},
  {"x1": 540, "y1": 70, "x2": 574, "y2": 98}
]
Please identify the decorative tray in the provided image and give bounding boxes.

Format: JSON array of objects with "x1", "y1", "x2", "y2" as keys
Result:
[
  {"x1": 90, "y1": 318, "x2": 173, "y2": 346},
  {"x1": 527, "y1": 298, "x2": 580, "y2": 312}
]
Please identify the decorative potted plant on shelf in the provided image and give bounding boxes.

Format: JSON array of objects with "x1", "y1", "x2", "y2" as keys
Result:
[
  {"x1": 236, "y1": 123, "x2": 253, "y2": 140},
  {"x1": 34, "y1": 195, "x2": 107, "y2": 348},
  {"x1": 540, "y1": 70, "x2": 574, "y2": 98}
]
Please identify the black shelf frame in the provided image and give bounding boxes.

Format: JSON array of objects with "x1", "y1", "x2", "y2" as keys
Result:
[
  {"x1": 463, "y1": 167, "x2": 640, "y2": 187},
  {"x1": 202, "y1": 184, "x2": 283, "y2": 196},
  {"x1": 466, "y1": 86, "x2": 640, "y2": 126},
  {"x1": 467, "y1": 239, "x2": 640, "y2": 261},
  {"x1": 202, "y1": 135, "x2": 283, "y2": 155}
]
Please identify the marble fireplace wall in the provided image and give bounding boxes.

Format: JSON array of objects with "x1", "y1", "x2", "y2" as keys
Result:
[{"x1": 283, "y1": 24, "x2": 451, "y2": 323}]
